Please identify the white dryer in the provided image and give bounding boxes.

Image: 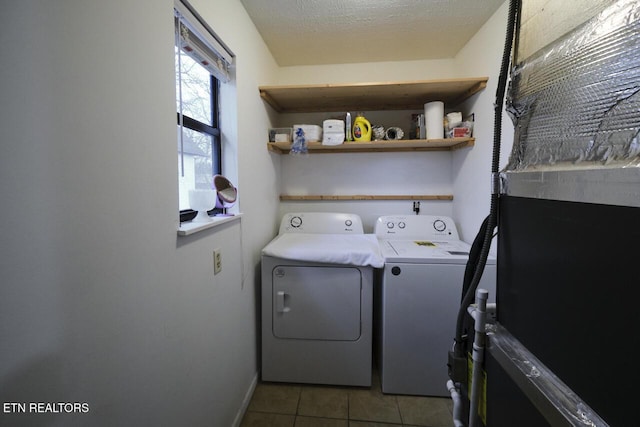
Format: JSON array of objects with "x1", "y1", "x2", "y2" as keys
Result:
[
  {"x1": 261, "y1": 212, "x2": 383, "y2": 387},
  {"x1": 374, "y1": 215, "x2": 496, "y2": 397}
]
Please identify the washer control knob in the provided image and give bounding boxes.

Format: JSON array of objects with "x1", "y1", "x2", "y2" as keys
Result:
[
  {"x1": 391, "y1": 266, "x2": 401, "y2": 276},
  {"x1": 398, "y1": 222, "x2": 406, "y2": 229},
  {"x1": 345, "y1": 219, "x2": 353, "y2": 227},
  {"x1": 433, "y1": 219, "x2": 447, "y2": 232},
  {"x1": 290, "y1": 216, "x2": 302, "y2": 228},
  {"x1": 387, "y1": 222, "x2": 395, "y2": 229}
]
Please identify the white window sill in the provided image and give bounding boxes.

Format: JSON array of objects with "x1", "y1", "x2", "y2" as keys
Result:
[{"x1": 177, "y1": 213, "x2": 242, "y2": 236}]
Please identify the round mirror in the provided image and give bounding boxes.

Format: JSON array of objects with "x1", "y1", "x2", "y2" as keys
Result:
[{"x1": 213, "y1": 175, "x2": 237, "y2": 214}]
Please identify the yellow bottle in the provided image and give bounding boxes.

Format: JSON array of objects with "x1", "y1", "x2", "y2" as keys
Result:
[{"x1": 352, "y1": 114, "x2": 371, "y2": 142}]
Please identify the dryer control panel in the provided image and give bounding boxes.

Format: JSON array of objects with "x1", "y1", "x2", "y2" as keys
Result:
[
  {"x1": 374, "y1": 215, "x2": 459, "y2": 240},
  {"x1": 279, "y1": 212, "x2": 364, "y2": 234}
]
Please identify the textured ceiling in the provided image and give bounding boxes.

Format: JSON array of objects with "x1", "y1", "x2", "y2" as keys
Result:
[{"x1": 240, "y1": 0, "x2": 505, "y2": 66}]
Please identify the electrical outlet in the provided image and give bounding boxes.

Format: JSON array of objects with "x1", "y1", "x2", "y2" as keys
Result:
[{"x1": 213, "y1": 249, "x2": 222, "y2": 275}]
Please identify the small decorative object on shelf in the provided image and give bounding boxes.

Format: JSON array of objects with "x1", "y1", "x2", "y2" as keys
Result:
[{"x1": 290, "y1": 127, "x2": 308, "y2": 156}]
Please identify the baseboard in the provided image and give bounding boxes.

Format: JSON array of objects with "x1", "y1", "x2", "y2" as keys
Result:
[{"x1": 231, "y1": 372, "x2": 258, "y2": 427}]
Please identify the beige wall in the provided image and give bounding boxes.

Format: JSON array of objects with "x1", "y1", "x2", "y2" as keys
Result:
[
  {"x1": 0, "y1": 1, "x2": 279, "y2": 426},
  {"x1": 518, "y1": 0, "x2": 617, "y2": 61}
]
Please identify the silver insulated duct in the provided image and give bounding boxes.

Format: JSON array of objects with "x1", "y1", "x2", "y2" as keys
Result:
[{"x1": 502, "y1": 0, "x2": 640, "y2": 207}]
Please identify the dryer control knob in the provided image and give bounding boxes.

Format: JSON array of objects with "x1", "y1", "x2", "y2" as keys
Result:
[
  {"x1": 398, "y1": 222, "x2": 406, "y2": 229},
  {"x1": 387, "y1": 222, "x2": 394, "y2": 229},
  {"x1": 433, "y1": 219, "x2": 447, "y2": 232},
  {"x1": 345, "y1": 219, "x2": 353, "y2": 227},
  {"x1": 290, "y1": 216, "x2": 302, "y2": 228}
]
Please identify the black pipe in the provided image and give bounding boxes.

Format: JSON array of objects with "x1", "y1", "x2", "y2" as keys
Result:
[
  {"x1": 453, "y1": 0, "x2": 520, "y2": 359},
  {"x1": 461, "y1": 215, "x2": 490, "y2": 302}
]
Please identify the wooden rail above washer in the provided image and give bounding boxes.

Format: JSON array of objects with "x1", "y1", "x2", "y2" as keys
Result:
[{"x1": 279, "y1": 195, "x2": 453, "y2": 201}]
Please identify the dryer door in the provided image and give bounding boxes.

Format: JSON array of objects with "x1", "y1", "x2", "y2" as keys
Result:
[{"x1": 272, "y1": 266, "x2": 362, "y2": 341}]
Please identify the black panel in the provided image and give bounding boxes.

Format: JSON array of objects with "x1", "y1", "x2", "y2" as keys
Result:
[{"x1": 496, "y1": 196, "x2": 639, "y2": 427}]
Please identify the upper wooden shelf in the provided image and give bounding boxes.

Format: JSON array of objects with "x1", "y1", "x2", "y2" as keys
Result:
[{"x1": 259, "y1": 77, "x2": 489, "y2": 113}]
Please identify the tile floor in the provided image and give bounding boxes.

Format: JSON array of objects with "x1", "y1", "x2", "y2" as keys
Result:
[{"x1": 240, "y1": 371, "x2": 455, "y2": 427}]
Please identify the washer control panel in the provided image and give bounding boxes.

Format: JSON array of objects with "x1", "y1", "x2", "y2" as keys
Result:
[
  {"x1": 375, "y1": 215, "x2": 459, "y2": 240},
  {"x1": 279, "y1": 212, "x2": 364, "y2": 234}
]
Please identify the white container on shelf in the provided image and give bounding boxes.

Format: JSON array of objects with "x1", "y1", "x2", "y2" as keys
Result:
[
  {"x1": 292, "y1": 124, "x2": 322, "y2": 142},
  {"x1": 322, "y1": 120, "x2": 345, "y2": 145}
]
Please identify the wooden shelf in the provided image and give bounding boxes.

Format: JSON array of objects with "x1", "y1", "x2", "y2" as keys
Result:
[
  {"x1": 267, "y1": 138, "x2": 474, "y2": 154},
  {"x1": 259, "y1": 77, "x2": 488, "y2": 113},
  {"x1": 280, "y1": 194, "x2": 453, "y2": 201}
]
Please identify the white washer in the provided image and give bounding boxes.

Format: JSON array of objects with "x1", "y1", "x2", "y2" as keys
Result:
[
  {"x1": 261, "y1": 212, "x2": 383, "y2": 387},
  {"x1": 374, "y1": 215, "x2": 496, "y2": 396}
]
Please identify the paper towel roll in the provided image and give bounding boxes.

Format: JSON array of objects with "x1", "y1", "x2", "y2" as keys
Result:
[{"x1": 424, "y1": 101, "x2": 444, "y2": 139}]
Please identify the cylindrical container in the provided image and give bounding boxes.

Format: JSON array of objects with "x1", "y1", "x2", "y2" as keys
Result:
[
  {"x1": 424, "y1": 101, "x2": 444, "y2": 139},
  {"x1": 352, "y1": 114, "x2": 371, "y2": 142},
  {"x1": 385, "y1": 127, "x2": 404, "y2": 140}
]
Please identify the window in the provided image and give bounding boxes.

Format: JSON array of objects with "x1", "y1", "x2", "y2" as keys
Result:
[
  {"x1": 174, "y1": 0, "x2": 233, "y2": 222},
  {"x1": 176, "y1": 48, "x2": 220, "y2": 215}
]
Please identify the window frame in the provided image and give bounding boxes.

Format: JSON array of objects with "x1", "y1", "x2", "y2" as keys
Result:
[
  {"x1": 176, "y1": 51, "x2": 222, "y2": 223},
  {"x1": 174, "y1": 0, "x2": 233, "y2": 224}
]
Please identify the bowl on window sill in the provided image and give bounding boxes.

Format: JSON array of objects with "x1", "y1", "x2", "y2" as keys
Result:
[{"x1": 188, "y1": 189, "x2": 217, "y2": 222}]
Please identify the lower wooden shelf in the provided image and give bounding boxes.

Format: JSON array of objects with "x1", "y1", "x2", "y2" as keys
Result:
[
  {"x1": 280, "y1": 194, "x2": 453, "y2": 201},
  {"x1": 267, "y1": 138, "x2": 474, "y2": 154}
]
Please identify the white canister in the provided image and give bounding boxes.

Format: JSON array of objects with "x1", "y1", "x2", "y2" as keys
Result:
[
  {"x1": 322, "y1": 119, "x2": 345, "y2": 145},
  {"x1": 424, "y1": 101, "x2": 445, "y2": 139}
]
